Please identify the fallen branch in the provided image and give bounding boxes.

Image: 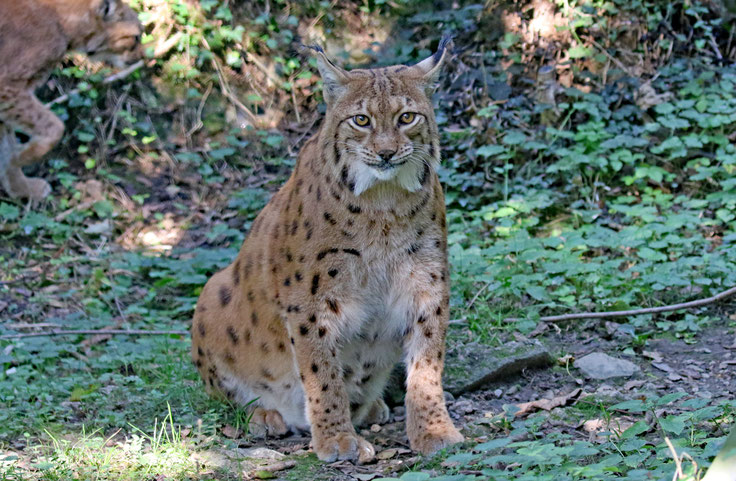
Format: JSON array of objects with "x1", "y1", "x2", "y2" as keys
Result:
[
  {"x1": 505, "y1": 285, "x2": 736, "y2": 323},
  {"x1": 448, "y1": 345, "x2": 553, "y2": 396},
  {"x1": 0, "y1": 329, "x2": 187, "y2": 340},
  {"x1": 46, "y1": 59, "x2": 145, "y2": 107}
]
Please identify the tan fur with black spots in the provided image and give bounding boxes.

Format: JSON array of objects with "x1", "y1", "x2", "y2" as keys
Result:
[{"x1": 191, "y1": 38, "x2": 463, "y2": 463}]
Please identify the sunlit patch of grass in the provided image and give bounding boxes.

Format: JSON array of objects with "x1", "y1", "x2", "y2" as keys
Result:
[{"x1": 2, "y1": 406, "x2": 201, "y2": 481}]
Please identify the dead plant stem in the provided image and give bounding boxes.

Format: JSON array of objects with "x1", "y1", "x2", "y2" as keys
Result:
[{"x1": 505, "y1": 285, "x2": 736, "y2": 323}]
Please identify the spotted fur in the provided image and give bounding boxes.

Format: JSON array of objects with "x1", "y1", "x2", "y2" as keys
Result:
[
  {"x1": 191, "y1": 39, "x2": 463, "y2": 463},
  {"x1": 0, "y1": 0, "x2": 141, "y2": 201}
]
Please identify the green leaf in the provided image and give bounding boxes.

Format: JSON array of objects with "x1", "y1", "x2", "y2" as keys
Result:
[
  {"x1": 525, "y1": 285, "x2": 548, "y2": 301},
  {"x1": 619, "y1": 421, "x2": 650, "y2": 439},
  {"x1": 503, "y1": 131, "x2": 528, "y2": 145},
  {"x1": 659, "y1": 415, "x2": 686, "y2": 435},
  {"x1": 656, "y1": 392, "x2": 687, "y2": 406},
  {"x1": 399, "y1": 473, "x2": 431, "y2": 481},
  {"x1": 477, "y1": 145, "x2": 506, "y2": 157},
  {"x1": 611, "y1": 399, "x2": 647, "y2": 413},
  {"x1": 568, "y1": 45, "x2": 592, "y2": 58},
  {"x1": 209, "y1": 147, "x2": 236, "y2": 160},
  {"x1": 0, "y1": 203, "x2": 20, "y2": 221},
  {"x1": 475, "y1": 437, "x2": 512, "y2": 452}
]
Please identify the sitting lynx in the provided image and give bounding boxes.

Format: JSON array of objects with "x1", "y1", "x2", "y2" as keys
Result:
[
  {"x1": 191, "y1": 39, "x2": 463, "y2": 463},
  {"x1": 0, "y1": 0, "x2": 142, "y2": 201}
]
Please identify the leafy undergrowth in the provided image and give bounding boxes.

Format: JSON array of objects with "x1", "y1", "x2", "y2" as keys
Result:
[
  {"x1": 1, "y1": 0, "x2": 735, "y2": 479},
  {"x1": 394, "y1": 394, "x2": 734, "y2": 481}
]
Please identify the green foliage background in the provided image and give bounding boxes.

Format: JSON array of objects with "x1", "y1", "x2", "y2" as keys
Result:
[{"x1": 1, "y1": 0, "x2": 734, "y2": 479}]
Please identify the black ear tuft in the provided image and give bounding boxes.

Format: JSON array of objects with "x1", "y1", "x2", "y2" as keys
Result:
[
  {"x1": 436, "y1": 35, "x2": 452, "y2": 55},
  {"x1": 413, "y1": 34, "x2": 453, "y2": 93},
  {"x1": 433, "y1": 34, "x2": 454, "y2": 63},
  {"x1": 301, "y1": 44, "x2": 350, "y2": 105}
]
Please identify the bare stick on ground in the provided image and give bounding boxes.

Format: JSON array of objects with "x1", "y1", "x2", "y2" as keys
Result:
[
  {"x1": 0, "y1": 329, "x2": 188, "y2": 340},
  {"x1": 504, "y1": 285, "x2": 736, "y2": 323},
  {"x1": 46, "y1": 60, "x2": 145, "y2": 106}
]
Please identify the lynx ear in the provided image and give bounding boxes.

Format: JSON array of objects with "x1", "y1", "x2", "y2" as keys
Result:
[
  {"x1": 305, "y1": 45, "x2": 350, "y2": 105},
  {"x1": 413, "y1": 35, "x2": 452, "y2": 94}
]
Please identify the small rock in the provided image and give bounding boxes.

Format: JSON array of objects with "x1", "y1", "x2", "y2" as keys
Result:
[
  {"x1": 353, "y1": 474, "x2": 381, "y2": 481},
  {"x1": 443, "y1": 391, "x2": 455, "y2": 403},
  {"x1": 221, "y1": 425, "x2": 242, "y2": 439},
  {"x1": 642, "y1": 351, "x2": 663, "y2": 362},
  {"x1": 624, "y1": 380, "x2": 645, "y2": 391},
  {"x1": 236, "y1": 447, "x2": 285, "y2": 460},
  {"x1": 573, "y1": 352, "x2": 639, "y2": 379},
  {"x1": 376, "y1": 448, "x2": 397, "y2": 460},
  {"x1": 652, "y1": 362, "x2": 673, "y2": 372},
  {"x1": 507, "y1": 384, "x2": 521, "y2": 395},
  {"x1": 453, "y1": 399, "x2": 475, "y2": 415},
  {"x1": 493, "y1": 389, "x2": 503, "y2": 398},
  {"x1": 370, "y1": 424, "x2": 381, "y2": 433},
  {"x1": 595, "y1": 384, "x2": 619, "y2": 396}
]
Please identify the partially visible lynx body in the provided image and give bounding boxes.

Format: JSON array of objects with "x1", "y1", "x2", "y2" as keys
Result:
[
  {"x1": 0, "y1": 0, "x2": 142, "y2": 201},
  {"x1": 191, "y1": 40, "x2": 463, "y2": 463}
]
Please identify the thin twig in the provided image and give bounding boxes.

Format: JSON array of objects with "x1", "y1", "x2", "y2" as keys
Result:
[
  {"x1": 0, "y1": 329, "x2": 188, "y2": 340},
  {"x1": 46, "y1": 60, "x2": 145, "y2": 106},
  {"x1": 466, "y1": 280, "x2": 494, "y2": 310},
  {"x1": 504, "y1": 285, "x2": 736, "y2": 323},
  {"x1": 587, "y1": 38, "x2": 633, "y2": 76},
  {"x1": 244, "y1": 51, "x2": 283, "y2": 88},
  {"x1": 665, "y1": 437, "x2": 684, "y2": 481},
  {"x1": 202, "y1": 38, "x2": 257, "y2": 125}
]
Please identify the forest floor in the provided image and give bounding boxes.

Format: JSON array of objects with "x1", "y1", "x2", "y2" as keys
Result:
[{"x1": 1, "y1": 0, "x2": 735, "y2": 480}]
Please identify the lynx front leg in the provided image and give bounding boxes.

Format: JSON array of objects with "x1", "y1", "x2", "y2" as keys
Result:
[
  {"x1": 404, "y1": 283, "x2": 464, "y2": 454},
  {"x1": 290, "y1": 315, "x2": 375, "y2": 463},
  {"x1": 0, "y1": 89, "x2": 63, "y2": 200}
]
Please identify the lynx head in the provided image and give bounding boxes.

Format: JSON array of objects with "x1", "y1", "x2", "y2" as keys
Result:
[
  {"x1": 310, "y1": 39, "x2": 450, "y2": 196},
  {"x1": 46, "y1": 0, "x2": 142, "y2": 66}
]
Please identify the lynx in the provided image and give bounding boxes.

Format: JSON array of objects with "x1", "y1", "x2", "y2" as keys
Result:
[
  {"x1": 191, "y1": 39, "x2": 463, "y2": 463},
  {"x1": 0, "y1": 0, "x2": 141, "y2": 201}
]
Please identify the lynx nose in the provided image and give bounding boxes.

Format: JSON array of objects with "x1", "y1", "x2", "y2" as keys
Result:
[{"x1": 377, "y1": 149, "x2": 396, "y2": 161}]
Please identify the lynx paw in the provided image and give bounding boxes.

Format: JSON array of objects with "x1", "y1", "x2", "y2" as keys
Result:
[
  {"x1": 313, "y1": 431, "x2": 375, "y2": 464},
  {"x1": 248, "y1": 408, "x2": 289, "y2": 438},
  {"x1": 364, "y1": 398, "x2": 390, "y2": 425},
  {"x1": 409, "y1": 421, "x2": 464, "y2": 455},
  {"x1": 25, "y1": 177, "x2": 51, "y2": 201}
]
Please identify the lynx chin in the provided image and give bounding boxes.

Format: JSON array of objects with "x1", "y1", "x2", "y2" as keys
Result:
[{"x1": 191, "y1": 38, "x2": 463, "y2": 463}]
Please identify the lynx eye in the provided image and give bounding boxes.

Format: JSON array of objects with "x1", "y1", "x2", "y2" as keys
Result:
[
  {"x1": 398, "y1": 112, "x2": 416, "y2": 125},
  {"x1": 352, "y1": 115, "x2": 370, "y2": 127},
  {"x1": 100, "y1": 0, "x2": 115, "y2": 18}
]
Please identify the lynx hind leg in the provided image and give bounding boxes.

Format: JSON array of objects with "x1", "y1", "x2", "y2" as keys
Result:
[
  {"x1": 0, "y1": 89, "x2": 63, "y2": 200},
  {"x1": 0, "y1": 127, "x2": 48, "y2": 200}
]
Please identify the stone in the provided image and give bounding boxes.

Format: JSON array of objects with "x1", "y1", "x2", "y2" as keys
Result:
[
  {"x1": 574, "y1": 352, "x2": 639, "y2": 379},
  {"x1": 234, "y1": 447, "x2": 285, "y2": 460}
]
